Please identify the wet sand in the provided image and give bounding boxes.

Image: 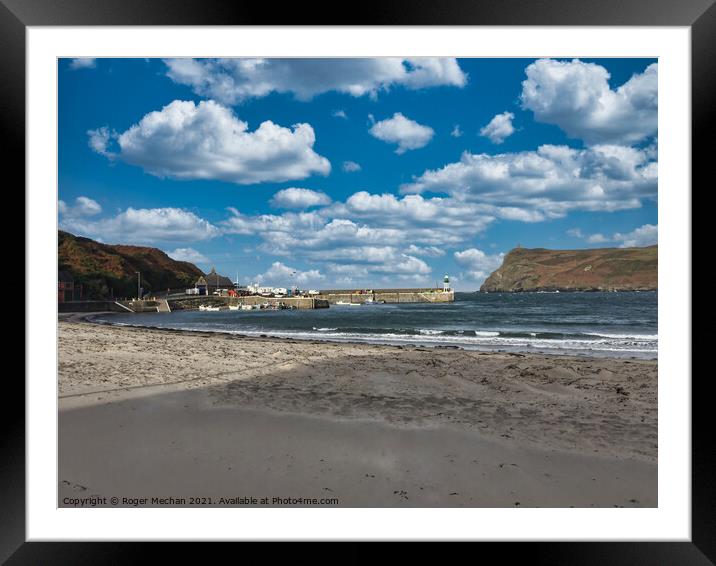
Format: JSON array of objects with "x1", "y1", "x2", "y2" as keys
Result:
[{"x1": 58, "y1": 318, "x2": 657, "y2": 507}]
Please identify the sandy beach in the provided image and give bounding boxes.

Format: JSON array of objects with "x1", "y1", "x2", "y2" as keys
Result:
[{"x1": 58, "y1": 316, "x2": 657, "y2": 507}]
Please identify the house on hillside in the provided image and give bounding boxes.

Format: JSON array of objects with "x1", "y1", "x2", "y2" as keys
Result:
[{"x1": 195, "y1": 267, "x2": 235, "y2": 295}]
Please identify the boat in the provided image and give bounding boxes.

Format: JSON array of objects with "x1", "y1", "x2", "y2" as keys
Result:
[
  {"x1": 199, "y1": 304, "x2": 221, "y2": 311},
  {"x1": 228, "y1": 305, "x2": 240, "y2": 311},
  {"x1": 335, "y1": 300, "x2": 360, "y2": 306}
]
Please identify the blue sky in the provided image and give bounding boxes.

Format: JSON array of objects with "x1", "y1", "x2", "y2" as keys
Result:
[{"x1": 58, "y1": 57, "x2": 658, "y2": 290}]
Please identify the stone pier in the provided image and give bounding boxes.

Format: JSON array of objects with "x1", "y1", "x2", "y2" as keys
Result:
[
  {"x1": 169, "y1": 296, "x2": 329, "y2": 310},
  {"x1": 315, "y1": 289, "x2": 454, "y2": 304}
]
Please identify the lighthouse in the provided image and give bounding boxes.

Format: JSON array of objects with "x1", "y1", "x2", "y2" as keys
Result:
[{"x1": 443, "y1": 274, "x2": 451, "y2": 292}]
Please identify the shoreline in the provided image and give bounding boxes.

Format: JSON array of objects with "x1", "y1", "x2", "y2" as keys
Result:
[
  {"x1": 58, "y1": 318, "x2": 657, "y2": 507},
  {"x1": 60, "y1": 397, "x2": 656, "y2": 508},
  {"x1": 70, "y1": 310, "x2": 658, "y2": 360}
]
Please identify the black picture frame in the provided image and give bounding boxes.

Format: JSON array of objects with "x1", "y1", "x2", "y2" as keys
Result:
[{"x1": 6, "y1": 0, "x2": 708, "y2": 561}]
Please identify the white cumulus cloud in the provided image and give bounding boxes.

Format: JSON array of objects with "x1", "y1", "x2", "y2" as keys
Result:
[
  {"x1": 369, "y1": 113, "x2": 435, "y2": 154},
  {"x1": 405, "y1": 244, "x2": 445, "y2": 257},
  {"x1": 167, "y1": 247, "x2": 211, "y2": 265},
  {"x1": 586, "y1": 233, "x2": 609, "y2": 244},
  {"x1": 270, "y1": 188, "x2": 332, "y2": 209},
  {"x1": 90, "y1": 100, "x2": 330, "y2": 185},
  {"x1": 256, "y1": 261, "x2": 324, "y2": 285},
  {"x1": 342, "y1": 161, "x2": 362, "y2": 173},
  {"x1": 479, "y1": 111, "x2": 515, "y2": 144},
  {"x1": 390, "y1": 255, "x2": 431, "y2": 275},
  {"x1": 164, "y1": 58, "x2": 467, "y2": 104},
  {"x1": 87, "y1": 127, "x2": 115, "y2": 158},
  {"x1": 401, "y1": 144, "x2": 657, "y2": 218},
  {"x1": 222, "y1": 190, "x2": 497, "y2": 273},
  {"x1": 60, "y1": 207, "x2": 220, "y2": 244},
  {"x1": 219, "y1": 189, "x2": 503, "y2": 288},
  {"x1": 334, "y1": 191, "x2": 495, "y2": 240},
  {"x1": 326, "y1": 252, "x2": 431, "y2": 278},
  {"x1": 69, "y1": 58, "x2": 96, "y2": 70},
  {"x1": 58, "y1": 196, "x2": 102, "y2": 218},
  {"x1": 454, "y1": 248, "x2": 505, "y2": 284},
  {"x1": 613, "y1": 224, "x2": 658, "y2": 247},
  {"x1": 567, "y1": 223, "x2": 657, "y2": 247},
  {"x1": 521, "y1": 59, "x2": 657, "y2": 145}
]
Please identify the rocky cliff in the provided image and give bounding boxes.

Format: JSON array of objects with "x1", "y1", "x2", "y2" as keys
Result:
[
  {"x1": 480, "y1": 245, "x2": 657, "y2": 292},
  {"x1": 58, "y1": 230, "x2": 204, "y2": 299}
]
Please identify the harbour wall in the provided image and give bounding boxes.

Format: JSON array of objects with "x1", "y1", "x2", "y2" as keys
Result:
[
  {"x1": 315, "y1": 289, "x2": 454, "y2": 304},
  {"x1": 59, "y1": 291, "x2": 447, "y2": 313},
  {"x1": 123, "y1": 300, "x2": 171, "y2": 313},
  {"x1": 58, "y1": 300, "x2": 135, "y2": 313},
  {"x1": 169, "y1": 296, "x2": 329, "y2": 310}
]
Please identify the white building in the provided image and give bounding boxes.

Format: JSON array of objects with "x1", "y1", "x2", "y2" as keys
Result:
[{"x1": 247, "y1": 282, "x2": 289, "y2": 295}]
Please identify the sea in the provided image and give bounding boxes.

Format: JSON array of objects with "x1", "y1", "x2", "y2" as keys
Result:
[{"x1": 94, "y1": 291, "x2": 658, "y2": 359}]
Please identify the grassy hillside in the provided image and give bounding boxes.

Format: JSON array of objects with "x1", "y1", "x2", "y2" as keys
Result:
[
  {"x1": 58, "y1": 230, "x2": 204, "y2": 299},
  {"x1": 480, "y1": 246, "x2": 657, "y2": 292}
]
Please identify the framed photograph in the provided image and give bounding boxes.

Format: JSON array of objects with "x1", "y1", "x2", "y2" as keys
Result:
[{"x1": 9, "y1": 0, "x2": 709, "y2": 561}]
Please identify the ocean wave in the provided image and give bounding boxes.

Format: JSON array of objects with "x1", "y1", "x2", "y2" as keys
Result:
[
  {"x1": 588, "y1": 332, "x2": 658, "y2": 340},
  {"x1": 97, "y1": 317, "x2": 656, "y2": 357},
  {"x1": 219, "y1": 328, "x2": 657, "y2": 358},
  {"x1": 92, "y1": 294, "x2": 657, "y2": 359},
  {"x1": 419, "y1": 329, "x2": 500, "y2": 337}
]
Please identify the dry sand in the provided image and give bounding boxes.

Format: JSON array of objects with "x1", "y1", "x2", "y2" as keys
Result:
[{"x1": 58, "y1": 317, "x2": 657, "y2": 507}]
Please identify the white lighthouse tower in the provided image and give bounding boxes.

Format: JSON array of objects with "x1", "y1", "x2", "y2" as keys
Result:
[{"x1": 443, "y1": 274, "x2": 451, "y2": 292}]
